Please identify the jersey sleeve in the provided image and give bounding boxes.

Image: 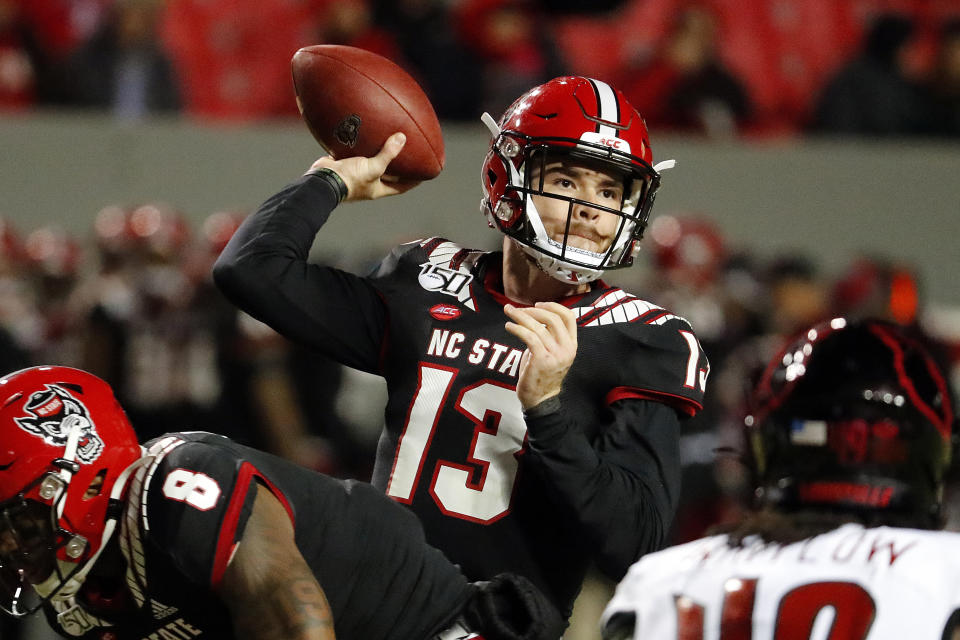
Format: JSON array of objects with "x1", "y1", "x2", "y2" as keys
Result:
[
  {"x1": 524, "y1": 398, "x2": 681, "y2": 580},
  {"x1": 604, "y1": 317, "x2": 709, "y2": 417},
  {"x1": 140, "y1": 439, "x2": 275, "y2": 588},
  {"x1": 212, "y1": 172, "x2": 389, "y2": 373}
]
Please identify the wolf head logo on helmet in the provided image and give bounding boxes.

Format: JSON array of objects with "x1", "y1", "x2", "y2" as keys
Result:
[
  {"x1": 15, "y1": 384, "x2": 104, "y2": 465},
  {"x1": 480, "y1": 76, "x2": 675, "y2": 284}
]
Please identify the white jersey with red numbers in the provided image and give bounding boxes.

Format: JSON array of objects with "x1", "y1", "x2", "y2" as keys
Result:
[{"x1": 601, "y1": 523, "x2": 960, "y2": 640}]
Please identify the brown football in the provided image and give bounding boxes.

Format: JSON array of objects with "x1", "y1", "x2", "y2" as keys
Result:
[{"x1": 291, "y1": 45, "x2": 445, "y2": 181}]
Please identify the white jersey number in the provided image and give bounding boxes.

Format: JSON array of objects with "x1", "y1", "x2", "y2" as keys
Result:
[
  {"x1": 386, "y1": 363, "x2": 527, "y2": 523},
  {"x1": 676, "y1": 577, "x2": 875, "y2": 639},
  {"x1": 161, "y1": 469, "x2": 222, "y2": 511}
]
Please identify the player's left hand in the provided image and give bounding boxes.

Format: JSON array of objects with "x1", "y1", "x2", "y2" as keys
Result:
[{"x1": 503, "y1": 302, "x2": 577, "y2": 410}]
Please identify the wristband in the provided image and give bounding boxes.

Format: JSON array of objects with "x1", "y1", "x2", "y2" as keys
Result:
[
  {"x1": 308, "y1": 167, "x2": 348, "y2": 203},
  {"x1": 522, "y1": 394, "x2": 562, "y2": 418}
]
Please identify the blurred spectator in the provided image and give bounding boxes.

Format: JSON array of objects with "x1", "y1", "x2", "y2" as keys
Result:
[
  {"x1": 708, "y1": 254, "x2": 832, "y2": 436},
  {"x1": 0, "y1": 218, "x2": 34, "y2": 375},
  {"x1": 644, "y1": 212, "x2": 729, "y2": 344},
  {"x1": 313, "y1": 0, "x2": 404, "y2": 63},
  {"x1": 763, "y1": 253, "x2": 831, "y2": 337},
  {"x1": 22, "y1": 225, "x2": 84, "y2": 367},
  {"x1": 455, "y1": 0, "x2": 566, "y2": 119},
  {"x1": 924, "y1": 17, "x2": 960, "y2": 137},
  {"x1": 704, "y1": 253, "x2": 833, "y2": 531},
  {"x1": 184, "y1": 210, "x2": 340, "y2": 473},
  {"x1": 67, "y1": 205, "x2": 141, "y2": 412},
  {"x1": 832, "y1": 255, "x2": 921, "y2": 326},
  {"x1": 371, "y1": 0, "x2": 483, "y2": 121},
  {"x1": 63, "y1": 0, "x2": 181, "y2": 119},
  {"x1": 0, "y1": 0, "x2": 35, "y2": 109},
  {"x1": 811, "y1": 12, "x2": 930, "y2": 136},
  {"x1": 618, "y1": 5, "x2": 752, "y2": 138},
  {"x1": 160, "y1": 0, "x2": 316, "y2": 121}
]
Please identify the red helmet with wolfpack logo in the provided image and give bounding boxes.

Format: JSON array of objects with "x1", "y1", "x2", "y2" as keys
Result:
[
  {"x1": 0, "y1": 366, "x2": 141, "y2": 616},
  {"x1": 480, "y1": 76, "x2": 670, "y2": 284}
]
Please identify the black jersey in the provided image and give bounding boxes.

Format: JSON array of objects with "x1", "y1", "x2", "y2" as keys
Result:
[
  {"x1": 43, "y1": 431, "x2": 472, "y2": 640},
  {"x1": 214, "y1": 173, "x2": 709, "y2": 616}
]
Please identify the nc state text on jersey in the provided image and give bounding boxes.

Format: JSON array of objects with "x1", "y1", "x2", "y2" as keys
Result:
[{"x1": 427, "y1": 329, "x2": 524, "y2": 378}]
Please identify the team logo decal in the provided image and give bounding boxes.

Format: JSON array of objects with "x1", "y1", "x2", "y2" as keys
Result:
[
  {"x1": 334, "y1": 114, "x2": 361, "y2": 148},
  {"x1": 429, "y1": 303, "x2": 461, "y2": 320},
  {"x1": 15, "y1": 384, "x2": 104, "y2": 464},
  {"x1": 418, "y1": 263, "x2": 474, "y2": 299}
]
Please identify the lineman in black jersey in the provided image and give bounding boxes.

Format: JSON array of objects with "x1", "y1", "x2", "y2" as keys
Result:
[
  {"x1": 214, "y1": 76, "x2": 709, "y2": 619},
  {"x1": 0, "y1": 366, "x2": 563, "y2": 640}
]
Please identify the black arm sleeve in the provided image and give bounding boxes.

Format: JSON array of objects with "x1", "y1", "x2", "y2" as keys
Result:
[
  {"x1": 522, "y1": 398, "x2": 681, "y2": 580},
  {"x1": 212, "y1": 172, "x2": 388, "y2": 373}
]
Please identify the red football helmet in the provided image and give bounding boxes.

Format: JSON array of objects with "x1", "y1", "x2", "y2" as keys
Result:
[
  {"x1": 480, "y1": 76, "x2": 670, "y2": 284},
  {"x1": 0, "y1": 366, "x2": 142, "y2": 616}
]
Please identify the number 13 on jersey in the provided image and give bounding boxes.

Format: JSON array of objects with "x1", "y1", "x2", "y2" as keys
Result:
[
  {"x1": 386, "y1": 363, "x2": 526, "y2": 523},
  {"x1": 385, "y1": 328, "x2": 706, "y2": 523}
]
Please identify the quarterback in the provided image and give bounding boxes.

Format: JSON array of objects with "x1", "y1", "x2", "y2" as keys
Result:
[{"x1": 214, "y1": 76, "x2": 709, "y2": 618}]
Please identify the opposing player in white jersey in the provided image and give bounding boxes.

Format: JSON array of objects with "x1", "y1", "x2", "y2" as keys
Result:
[{"x1": 601, "y1": 317, "x2": 958, "y2": 640}]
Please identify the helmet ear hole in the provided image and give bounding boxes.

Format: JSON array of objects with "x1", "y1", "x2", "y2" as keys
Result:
[{"x1": 82, "y1": 470, "x2": 107, "y2": 501}]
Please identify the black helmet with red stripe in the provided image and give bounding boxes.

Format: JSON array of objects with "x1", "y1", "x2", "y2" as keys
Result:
[
  {"x1": 745, "y1": 317, "x2": 955, "y2": 528},
  {"x1": 480, "y1": 76, "x2": 672, "y2": 284}
]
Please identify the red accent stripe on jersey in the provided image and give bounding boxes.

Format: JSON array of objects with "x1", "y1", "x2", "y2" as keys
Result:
[
  {"x1": 576, "y1": 295, "x2": 639, "y2": 326},
  {"x1": 642, "y1": 309, "x2": 669, "y2": 324},
  {"x1": 210, "y1": 462, "x2": 294, "y2": 587},
  {"x1": 606, "y1": 386, "x2": 703, "y2": 417},
  {"x1": 449, "y1": 249, "x2": 470, "y2": 271},
  {"x1": 421, "y1": 237, "x2": 444, "y2": 254}
]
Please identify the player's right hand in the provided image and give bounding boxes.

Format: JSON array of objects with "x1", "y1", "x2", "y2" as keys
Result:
[
  {"x1": 307, "y1": 132, "x2": 421, "y2": 202},
  {"x1": 503, "y1": 301, "x2": 578, "y2": 410}
]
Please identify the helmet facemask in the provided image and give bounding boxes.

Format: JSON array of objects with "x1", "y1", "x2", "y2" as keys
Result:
[
  {"x1": 0, "y1": 472, "x2": 92, "y2": 617},
  {"x1": 486, "y1": 134, "x2": 660, "y2": 284}
]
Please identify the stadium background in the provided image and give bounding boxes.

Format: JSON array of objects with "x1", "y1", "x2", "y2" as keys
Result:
[{"x1": 2, "y1": 0, "x2": 959, "y2": 638}]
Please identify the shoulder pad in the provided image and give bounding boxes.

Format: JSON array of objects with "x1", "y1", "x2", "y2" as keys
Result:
[
  {"x1": 138, "y1": 435, "x2": 259, "y2": 588},
  {"x1": 574, "y1": 288, "x2": 709, "y2": 416}
]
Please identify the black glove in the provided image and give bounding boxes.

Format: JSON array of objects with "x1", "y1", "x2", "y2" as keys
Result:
[{"x1": 462, "y1": 573, "x2": 566, "y2": 640}]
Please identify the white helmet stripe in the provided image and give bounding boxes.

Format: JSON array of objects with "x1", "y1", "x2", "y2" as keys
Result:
[{"x1": 589, "y1": 78, "x2": 620, "y2": 138}]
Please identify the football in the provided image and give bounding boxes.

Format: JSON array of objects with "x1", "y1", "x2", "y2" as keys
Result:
[{"x1": 291, "y1": 45, "x2": 445, "y2": 181}]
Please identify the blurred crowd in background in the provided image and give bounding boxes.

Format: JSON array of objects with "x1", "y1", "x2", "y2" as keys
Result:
[
  {"x1": 1, "y1": 203, "x2": 958, "y2": 549},
  {"x1": 1, "y1": 0, "x2": 959, "y2": 138}
]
